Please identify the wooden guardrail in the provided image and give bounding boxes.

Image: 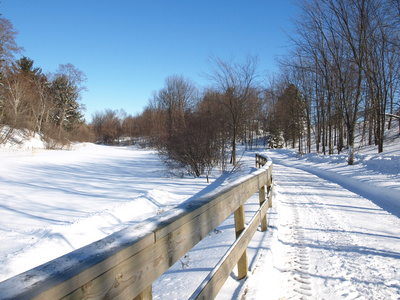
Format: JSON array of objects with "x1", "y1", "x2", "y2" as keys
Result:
[{"x1": 0, "y1": 153, "x2": 273, "y2": 300}]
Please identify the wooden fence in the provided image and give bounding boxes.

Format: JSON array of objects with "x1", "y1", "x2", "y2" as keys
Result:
[{"x1": 0, "y1": 153, "x2": 273, "y2": 300}]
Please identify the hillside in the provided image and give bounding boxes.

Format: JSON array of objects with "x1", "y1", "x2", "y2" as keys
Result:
[{"x1": 0, "y1": 124, "x2": 399, "y2": 299}]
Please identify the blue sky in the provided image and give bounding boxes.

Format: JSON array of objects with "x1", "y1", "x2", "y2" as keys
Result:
[{"x1": 2, "y1": 1, "x2": 297, "y2": 122}]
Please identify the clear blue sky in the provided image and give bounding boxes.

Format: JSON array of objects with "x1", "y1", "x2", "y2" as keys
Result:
[{"x1": 2, "y1": 0, "x2": 297, "y2": 122}]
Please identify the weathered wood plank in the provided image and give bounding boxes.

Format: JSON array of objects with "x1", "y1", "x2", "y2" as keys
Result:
[
  {"x1": 0, "y1": 226, "x2": 155, "y2": 300},
  {"x1": 154, "y1": 172, "x2": 262, "y2": 242},
  {"x1": 62, "y1": 235, "x2": 168, "y2": 300},
  {"x1": 153, "y1": 188, "x2": 236, "y2": 241}
]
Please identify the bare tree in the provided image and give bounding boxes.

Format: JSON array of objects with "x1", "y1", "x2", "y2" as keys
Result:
[
  {"x1": 162, "y1": 109, "x2": 222, "y2": 180},
  {"x1": 199, "y1": 90, "x2": 232, "y2": 177},
  {"x1": 54, "y1": 63, "x2": 88, "y2": 98},
  {"x1": 92, "y1": 109, "x2": 123, "y2": 144},
  {"x1": 0, "y1": 17, "x2": 23, "y2": 71},
  {"x1": 286, "y1": 0, "x2": 396, "y2": 163},
  {"x1": 363, "y1": 0, "x2": 400, "y2": 152},
  {"x1": 32, "y1": 72, "x2": 53, "y2": 134},
  {"x1": 273, "y1": 83, "x2": 307, "y2": 153},
  {"x1": 2, "y1": 65, "x2": 31, "y2": 128},
  {"x1": 156, "y1": 75, "x2": 197, "y2": 135},
  {"x1": 207, "y1": 54, "x2": 260, "y2": 166},
  {"x1": 0, "y1": 18, "x2": 23, "y2": 143},
  {"x1": 262, "y1": 74, "x2": 286, "y2": 149}
]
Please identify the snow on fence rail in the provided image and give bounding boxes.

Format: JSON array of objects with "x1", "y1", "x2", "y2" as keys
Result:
[{"x1": 0, "y1": 154, "x2": 273, "y2": 300}]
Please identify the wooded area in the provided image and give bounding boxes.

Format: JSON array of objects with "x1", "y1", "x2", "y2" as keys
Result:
[
  {"x1": 0, "y1": 13, "x2": 91, "y2": 148},
  {"x1": 1, "y1": 0, "x2": 400, "y2": 168},
  {"x1": 275, "y1": 0, "x2": 400, "y2": 164},
  {"x1": 90, "y1": 0, "x2": 400, "y2": 171}
]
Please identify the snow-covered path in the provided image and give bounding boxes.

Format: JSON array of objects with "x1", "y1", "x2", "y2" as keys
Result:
[{"x1": 245, "y1": 150, "x2": 400, "y2": 299}]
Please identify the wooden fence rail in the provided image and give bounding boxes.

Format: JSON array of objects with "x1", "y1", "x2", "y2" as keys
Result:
[{"x1": 0, "y1": 153, "x2": 273, "y2": 300}]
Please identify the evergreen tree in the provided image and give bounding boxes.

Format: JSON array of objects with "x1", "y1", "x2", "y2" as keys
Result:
[{"x1": 51, "y1": 74, "x2": 83, "y2": 137}]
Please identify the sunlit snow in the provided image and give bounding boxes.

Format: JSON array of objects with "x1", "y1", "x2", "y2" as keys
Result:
[{"x1": 0, "y1": 124, "x2": 399, "y2": 299}]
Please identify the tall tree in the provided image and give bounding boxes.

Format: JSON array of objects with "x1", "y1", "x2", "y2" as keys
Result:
[
  {"x1": 275, "y1": 84, "x2": 306, "y2": 152},
  {"x1": 12, "y1": 57, "x2": 47, "y2": 133},
  {"x1": 0, "y1": 16, "x2": 23, "y2": 142},
  {"x1": 207, "y1": 54, "x2": 259, "y2": 166},
  {"x1": 2, "y1": 65, "x2": 30, "y2": 128},
  {"x1": 156, "y1": 75, "x2": 197, "y2": 135},
  {"x1": 363, "y1": 0, "x2": 400, "y2": 152},
  {"x1": 286, "y1": 0, "x2": 399, "y2": 162},
  {"x1": 32, "y1": 72, "x2": 53, "y2": 134},
  {"x1": 51, "y1": 74, "x2": 82, "y2": 137},
  {"x1": 0, "y1": 17, "x2": 23, "y2": 73},
  {"x1": 50, "y1": 64, "x2": 87, "y2": 138}
]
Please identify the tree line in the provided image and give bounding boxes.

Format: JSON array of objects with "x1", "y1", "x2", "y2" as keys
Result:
[
  {"x1": 269, "y1": 0, "x2": 400, "y2": 164},
  {"x1": 92, "y1": 56, "x2": 267, "y2": 181},
  {"x1": 93, "y1": 0, "x2": 400, "y2": 178},
  {"x1": 0, "y1": 16, "x2": 90, "y2": 148},
  {"x1": 2, "y1": 0, "x2": 400, "y2": 173}
]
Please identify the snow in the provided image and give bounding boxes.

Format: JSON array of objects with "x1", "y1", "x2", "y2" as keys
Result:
[
  {"x1": 0, "y1": 140, "x2": 209, "y2": 284},
  {"x1": 243, "y1": 150, "x2": 400, "y2": 299},
  {"x1": 0, "y1": 126, "x2": 399, "y2": 299}
]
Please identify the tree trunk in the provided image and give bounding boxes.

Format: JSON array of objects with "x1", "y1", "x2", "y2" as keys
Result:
[{"x1": 231, "y1": 130, "x2": 236, "y2": 166}]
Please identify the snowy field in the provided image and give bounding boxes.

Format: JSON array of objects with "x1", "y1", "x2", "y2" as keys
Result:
[{"x1": 0, "y1": 125, "x2": 399, "y2": 299}]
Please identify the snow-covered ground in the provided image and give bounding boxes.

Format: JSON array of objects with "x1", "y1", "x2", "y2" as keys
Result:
[
  {"x1": 0, "y1": 125, "x2": 399, "y2": 299},
  {"x1": 243, "y1": 149, "x2": 400, "y2": 299}
]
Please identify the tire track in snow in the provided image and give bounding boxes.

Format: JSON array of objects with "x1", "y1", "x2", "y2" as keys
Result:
[
  {"x1": 273, "y1": 160, "x2": 400, "y2": 299},
  {"x1": 275, "y1": 179, "x2": 313, "y2": 299}
]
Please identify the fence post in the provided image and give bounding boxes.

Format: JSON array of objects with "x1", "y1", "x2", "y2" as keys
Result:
[
  {"x1": 259, "y1": 185, "x2": 268, "y2": 231},
  {"x1": 267, "y1": 176, "x2": 272, "y2": 208},
  {"x1": 234, "y1": 204, "x2": 248, "y2": 280}
]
